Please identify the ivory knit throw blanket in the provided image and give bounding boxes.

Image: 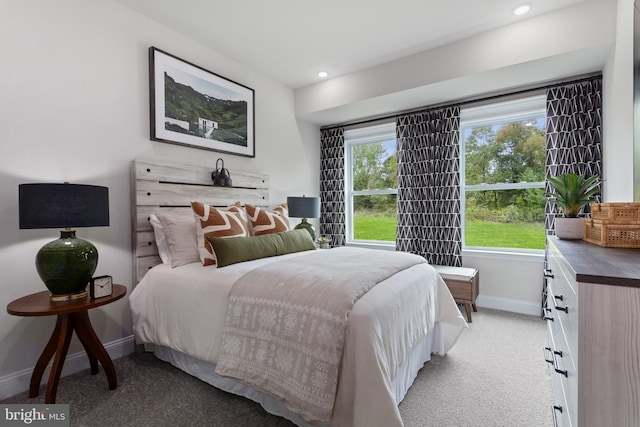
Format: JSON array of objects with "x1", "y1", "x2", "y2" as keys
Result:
[{"x1": 215, "y1": 247, "x2": 426, "y2": 424}]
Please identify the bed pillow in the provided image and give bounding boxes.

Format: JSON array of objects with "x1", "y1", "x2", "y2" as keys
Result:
[
  {"x1": 207, "y1": 229, "x2": 316, "y2": 267},
  {"x1": 156, "y1": 213, "x2": 200, "y2": 268},
  {"x1": 278, "y1": 228, "x2": 317, "y2": 254},
  {"x1": 191, "y1": 201, "x2": 250, "y2": 266},
  {"x1": 149, "y1": 214, "x2": 169, "y2": 264},
  {"x1": 208, "y1": 233, "x2": 281, "y2": 267},
  {"x1": 244, "y1": 203, "x2": 290, "y2": 236}
]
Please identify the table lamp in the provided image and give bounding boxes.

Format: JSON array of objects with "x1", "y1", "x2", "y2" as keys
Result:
[
  {"x1": 287, "y1": 195, "x2": 320, "y2": 242},
  {"x1": 19, "y1": 183, "x2": 109, "y2": 300}
]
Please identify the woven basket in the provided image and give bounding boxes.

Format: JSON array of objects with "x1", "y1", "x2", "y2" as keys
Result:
[
  {"x1": 590, "y1": 202, "x2": 640, "y2": 223},
  {"x1": 583, "y1": 219, "x2": 640, "y2": 248}
]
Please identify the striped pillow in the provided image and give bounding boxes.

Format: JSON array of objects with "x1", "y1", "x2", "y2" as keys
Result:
[
  {"x1": 191, "y1": 201, "x2": 250, "y2": 266},
  {"x1": 245, "y1": 203, "x2": 290, "y2": 236}
]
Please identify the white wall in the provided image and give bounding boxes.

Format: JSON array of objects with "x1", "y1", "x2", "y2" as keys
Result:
[
  {"x1": 0, "y1": 0, "x2": 319, "y2": 398},
  {"x1": 463, "y1": 253, "x2": 544, "y2": 316},
  {"x1": 603, "y1": 0, "x2": 635, "y2": 201}
]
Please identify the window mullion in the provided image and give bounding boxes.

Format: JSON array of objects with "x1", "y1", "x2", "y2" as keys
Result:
[
  {"x1": 352, "y1": 189, "x2": 397, "y2": 196},
  {"x1": 466, "y1": 182, "x2": 545, "y2": 191}
]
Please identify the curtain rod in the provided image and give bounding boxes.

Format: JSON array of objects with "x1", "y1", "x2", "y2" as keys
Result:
[{"x1": 320, "y1": 73, "x2": 603, "y2": 131}]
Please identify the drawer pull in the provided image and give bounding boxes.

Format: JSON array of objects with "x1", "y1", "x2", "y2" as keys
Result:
[
  {"x1": 551, "y1": 404, "x2": 563, "y2": 427},
  {"x1": 543, "y1": 308, "x2": 554, "y2": 322},
  {"x1": 544, "y1": 346, "x2": 554, "y2": 364},
  {"x1": 544, "y1": 269, "x2": 554, "y2": 279},
  {"x1": 544, "y1": 347, "x2": 568, "y2": 377},
  {"x1": 553, "y1": 294, "x2": 569, "y2": 313}
]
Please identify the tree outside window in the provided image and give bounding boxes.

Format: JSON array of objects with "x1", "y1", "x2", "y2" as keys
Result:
[{"x1": 461, "y1": 96, "x2": 546, "y2": 251}]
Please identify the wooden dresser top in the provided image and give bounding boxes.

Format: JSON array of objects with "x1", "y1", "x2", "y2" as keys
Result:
[{"x1": 549, "y1": 236, "x2": 640, "y2": 288}]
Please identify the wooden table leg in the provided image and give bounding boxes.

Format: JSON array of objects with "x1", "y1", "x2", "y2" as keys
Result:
[
  {"x1": 464, "y1": 304, "x2": 473, "y2": 323},
  {"x1": 44, "y1": 314, "x2": 73, "y2": 404},
  {"x1": 29, "y1": 316, "x2": 63, "y2": 398},
  {"x1": 75, "y1": 313, "x2": 99, "y2": 375},
  {"x1": 73, "y1": 311, "x2": 117, "y2": 390}
]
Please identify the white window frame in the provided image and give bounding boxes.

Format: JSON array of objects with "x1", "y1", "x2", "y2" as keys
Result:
[
  {"x1": 344, "y1": 122, "x2": 397, "y2": 247},
  {"x1": 460, "y1": 95, "x2": 546, "y2": 255}
]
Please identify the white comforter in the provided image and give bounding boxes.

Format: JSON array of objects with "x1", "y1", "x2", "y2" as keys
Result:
[{"x1": 130, "y1": 248, "x2": 467, "y2": 427}]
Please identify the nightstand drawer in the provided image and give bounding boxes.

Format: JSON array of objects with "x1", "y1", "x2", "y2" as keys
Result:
[
  {"x1": 433, "y1": 266, "x2": 479, "y2": 303},
  {"x1": 433, "y1": 266, "x2": 479, "y2": 323},
  {"x1": 446, "y1": 278, "x2": 476, "y2": 301}
]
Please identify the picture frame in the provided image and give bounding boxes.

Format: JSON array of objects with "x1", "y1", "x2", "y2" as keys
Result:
[{"x1": 149, "y1": 47, "x2": 255, "y2": 157}]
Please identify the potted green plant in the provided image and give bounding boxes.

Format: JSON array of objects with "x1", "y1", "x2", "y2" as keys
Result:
[
  {"x1": 548, "y1": 172, "x2": 601, "y2": 239},
  {"x1": 317, "y1": 236, "x2": 330, "y2": 249}
]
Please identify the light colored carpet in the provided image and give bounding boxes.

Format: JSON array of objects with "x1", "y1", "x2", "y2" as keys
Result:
[
  {"x1": 2, "y1": 308, "x2": 552, "y2": 426},
  {"x1": 399, "y1": 308, "x2": 552, "y2": 427}
]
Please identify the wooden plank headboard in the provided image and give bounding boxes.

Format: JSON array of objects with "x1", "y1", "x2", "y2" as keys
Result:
[{"x1": 131, "y1": 159, "x2": 269, "y2": 284}]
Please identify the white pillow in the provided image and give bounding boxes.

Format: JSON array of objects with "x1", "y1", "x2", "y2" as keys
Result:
[
  {"x1": 156, "y1": 213, "x2": 201, "y2": 268},
  {"x1": 149, "y1": 214, "x2": 169, "y2": 264}
]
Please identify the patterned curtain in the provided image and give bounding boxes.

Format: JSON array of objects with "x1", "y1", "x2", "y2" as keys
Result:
[
  {"x1": 396, "y1": 106, "x2": 462, "y2": 266},
  {"x1": 545, "y1": 78, "x2": 603, "y2": 234},
  {"x1": 319, "y1": 128, "x2": 346, "y2": 247},
  {"x1": 542, "y1": 77, "x2": 602, "y2": 316}
]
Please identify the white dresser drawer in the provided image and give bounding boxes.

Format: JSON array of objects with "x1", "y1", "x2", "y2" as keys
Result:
[
  {"x1": 547, "y1": 248, "x2": 578, "y2": 360},
  {"x1": 546, "y1": 324, "x2": 573, "y2": 427},
  {"x1": 546, "y1": 242, "x2": 579, "y2": 427}
]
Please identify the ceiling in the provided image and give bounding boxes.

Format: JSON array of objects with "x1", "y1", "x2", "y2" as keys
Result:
[{"x1": 114, "y1": 0, "x2": 592, "y2": 89}]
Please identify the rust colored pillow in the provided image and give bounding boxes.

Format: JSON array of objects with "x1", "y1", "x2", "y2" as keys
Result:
[
  {"x1": 191, "y1": 201, "x2": 250, "y2": 266},
  {"x1": 245, "y1": 203, "x2": 290, "y2": 236}
]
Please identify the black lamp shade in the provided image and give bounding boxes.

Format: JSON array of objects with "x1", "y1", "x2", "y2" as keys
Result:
[
  {"x1": 287, "y1": 196, "x2": 320, "y2": 219},
  {"x1": 19, "y1": 183, "x2": 109, "y2": 297},
  {"x1": 19, "y1": 183, "x2": 109, "y2": 229}
]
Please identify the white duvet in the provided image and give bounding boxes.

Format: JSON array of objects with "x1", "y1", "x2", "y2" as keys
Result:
[{"x1": 130, "y1": 248, "x2": 467, "y2": 427}]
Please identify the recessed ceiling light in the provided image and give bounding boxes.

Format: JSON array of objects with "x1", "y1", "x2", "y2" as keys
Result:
[
  {"x1": 318, "y1": 71, "x2": 328, "y2": 78},
  {"x1": 513, "y1": 4, "x2": 530, "y2": 15}
]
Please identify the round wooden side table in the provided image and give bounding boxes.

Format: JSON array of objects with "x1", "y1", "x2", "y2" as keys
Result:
[{"x1": 6, "y1": 284, "x2": 127, "y2": 404}]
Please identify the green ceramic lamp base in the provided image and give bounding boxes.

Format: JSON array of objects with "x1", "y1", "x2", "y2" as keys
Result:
[
  {"x1": 294, "y1": 218, "x2": 316, "y2": 242},
  {"x1": 36, "y1": 230, "x2": 98, "y2": 296}
]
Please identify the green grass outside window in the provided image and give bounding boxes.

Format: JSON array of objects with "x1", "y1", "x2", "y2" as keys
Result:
[{"x1": 353, "y1": 215, "x2": 545, "y2": 250}]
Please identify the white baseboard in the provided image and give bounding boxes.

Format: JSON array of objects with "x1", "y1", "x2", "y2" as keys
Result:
[
  {"x1": 0, "y1": 335, "x2": 136, "y2": 401},
  {"x1": 476, "y1": 294, "x2": 542, "y2": 317}
]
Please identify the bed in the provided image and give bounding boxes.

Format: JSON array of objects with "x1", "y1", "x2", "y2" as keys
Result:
[{"x1": 129, "y1": 159, "x2": 467, "y2": 427}]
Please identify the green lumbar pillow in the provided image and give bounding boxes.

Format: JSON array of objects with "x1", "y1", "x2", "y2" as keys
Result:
[
  {"x1": 277, "y1": 228, "x2": 317, "y2": 254},
  {"x1": 207, "y1": 229, "x2": 316, "y2": 267}
]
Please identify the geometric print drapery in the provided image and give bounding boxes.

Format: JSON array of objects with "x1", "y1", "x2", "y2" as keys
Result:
[
  {"x1": 542, "y1": 76, "x2": 602, "y2": 317},
  {"x1": 545, "y1": 77, "x2": 603, "y2": 235},
  {"x1": 319, "y1": 127, "x2": 346, "y2": 247},
  {"x1": 396, "y1": 106, "x2": 462, "y2": 267}
]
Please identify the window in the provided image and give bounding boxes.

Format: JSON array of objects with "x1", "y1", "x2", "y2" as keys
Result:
[
  {"x1": 460, "y1": 95, "x2": 546, "y2": 251},
  {"x1": 345, "y1": 123, "x2": 397, "y2": 244}
]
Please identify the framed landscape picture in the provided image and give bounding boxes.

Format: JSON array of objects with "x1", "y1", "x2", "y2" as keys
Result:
[{"x1": 149, "y1": 47, "x2": 255, "y2": 157}]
